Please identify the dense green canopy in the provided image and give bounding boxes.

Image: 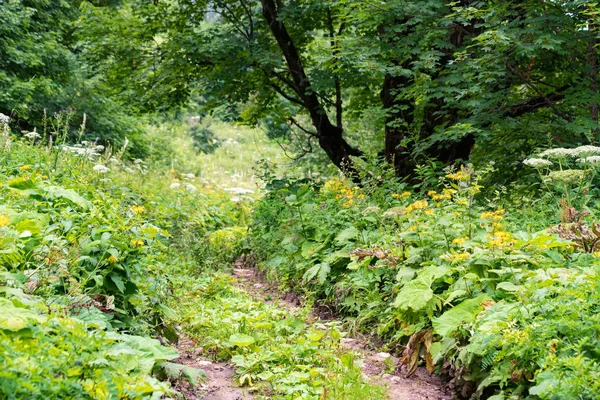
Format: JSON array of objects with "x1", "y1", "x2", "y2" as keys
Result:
[{"x1": 2, "y1": 0, "x2": 600, "y2": 177}]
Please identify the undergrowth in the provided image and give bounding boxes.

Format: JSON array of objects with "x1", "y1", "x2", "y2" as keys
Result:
[
  {"x1": 170, "y1": 272, "x2": 387, "y2": 399},
  {"x1": 249, "y1": 160, "x2": 600, "y2": 399}
]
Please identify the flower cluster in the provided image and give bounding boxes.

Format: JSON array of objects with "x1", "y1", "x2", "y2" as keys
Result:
[
  {"x1": 545, "y1": 169, "x2": 586, "y2": 184},
  {"x1": 481, "y1": 209, "x2": 504, "y2": 221},
  {"x1": 62, "y1": 143, "x2": 105, "y2": 160},
  {"x1": 452, "y1": 237, "x2": 469, "y2": 246},
  {"x1": 487, "y1": 231, "x2": 513, "y2": 248},
  {"x1": 130, "y1": 205, "x2": 146, "y2": 214},
  {"x1": 440, "y1": 252, "x2": 470, "y2": 262},
  {"x1": 445, "y1": 170, "x2": 470, "y2": 181},
  {"x1": 406, "y1": 200, "x2": 429, "y2": 213},
  {"x1": 523, "y1": 158, "x2": 552, "y2": 168},
  {"x1": 92, "y1": 164, "x2": 109, "y2": 173},
  {"x1": 537, "y1": 145, "x2": 600, "y2": 160},
  {"x1": 0, "y1": 113, "x2": 9, "y2": 125},
  {"x1": 391, "y1": 192, "x2": 411, "y2": 199},
  {"x1": 428, "y1": 188, "x2": 456, "y2": 201},
  {"x1": 577, "y1": 156, "x2": 600, "y2": 164}
]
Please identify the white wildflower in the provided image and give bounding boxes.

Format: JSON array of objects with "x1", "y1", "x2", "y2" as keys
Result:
[
  {"x1": 185, "y1": 183, "x2": 197, "y2": 192},
  {"x1": 382, "y1": 207, "x2": 405, "y2": 218},
  {"x1": 523, "y1": 158, "x2": 553, "y2": 168},
  {"x1": 92, "y1": 164, "x2": 110, "y2": 173},
  {"x1": 538, "y1": 148, "x2": 578, "y2": 159},
  {"x1": 95, "y1": 145, "x2": 105, "y2": 151},
  {"x1": 24, "y1": 131, "x2": 41, "y2": 140},
  {"x1": 184, "y1": 173, "x2": 195, "y2": 179},
  {"x1": 230, "y1": 196, "x2": 241, "y2": 202},
  {"x1": 577, "y1": 156, "x2": 600, "y2": 164},
  {"x1": 133, "y1": 159, "x2": 144, "y2": 164},
  {"x1": 362, "y1": 206, "x2": 381, "y2": 214},
  {"x1": 170, "y1": 182, "x2": 181, "y2": 189},
  {"x1": 573, "y1": 145, "x2": 600, "y2": 157},
  {"x1": 0, "y1": 113, "x2": 10, "y2": 124},
  {"x1": 224, "y1": 187, "x2": 254, "y2": 195}
]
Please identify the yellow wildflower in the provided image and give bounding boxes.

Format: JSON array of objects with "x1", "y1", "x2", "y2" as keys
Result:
[
  {"x1": 427, "y1": 190, "x2": 437, "y2": 196},
  {"x1": 392, "y1": 191, "x2": 411, "y2": 199},
  {"x1": 336, "y1": 194, "x2": 342, "y2": 199},
  {"x1": 130, "y1": 239, "x2": 144, "y2": 247},
  {"x1": 131, "y1": 205, "x2": 146, "y2": 214},
  {"x1": 425, "y1": 209, "x2": 435, "y2": 215},
  {"x1": 452, "y1": 237, "x2": 469, "y2": 245},
  {"x1": 406, "y1": 200, "x2": 428, "y2": 212},
  {"x1": 342, "y1": 199, "x2": 354, "y2": 208},
  {"x1": 108, "y1": 255, "x2": 118, "y2": 263},
  {"x1": 481, "y1": 209, "x2": 504, "y2": 221},
  {"x1": 445, "y1": 170, "x2": 470, "y2": 181},
  {"x1": 19, "y1": 165, "x2": 31, "y2": 171},
  {"x1": 432, "y1": 193, "x2": 452, "y2": 201},
  {"x1": 440, "y1": 252, "x2": 470, "y2": 262},
  {"x1": 0, "y1": 214, "x2": 9, "y2": 227},
  {"x1": 357, "y1": 194, "x2": 365, "y2": 199},
  {"x1": 488, "y1": 231, "x2": 512, "y2": 248}
]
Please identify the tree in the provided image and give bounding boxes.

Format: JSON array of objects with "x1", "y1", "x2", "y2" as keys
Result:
[
  {"x1": 0, "y1": 0, "x2": 146, "y2": 154},
  {"x1": 78, "y1": 0, "x2": 600, "y2": 180}
]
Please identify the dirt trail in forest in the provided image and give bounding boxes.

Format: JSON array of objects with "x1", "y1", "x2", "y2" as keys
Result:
[
  {"x1": 230, "y1": 266, "x2": 453, "y2": 400},
  {"x1": 169, "y1": 265, "x2": 452, "y2": 399},
  {"x1": 172, "y1": 336, "x2": 253, "y2": 400}
]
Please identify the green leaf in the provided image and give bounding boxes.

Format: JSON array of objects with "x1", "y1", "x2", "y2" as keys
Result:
[
  {"x1": 394, "y1": 266, "x2": 450, "y2": 311},
  {"x1": 496, "y1": 282, "x2": 520, "y2": 292},
  {"x1": 432, "y1": 294, "x2": 491, "y2": 337},
  {"x1": 110, "y1": 273, "x2": 125, "y2": 293},
  {"x1": 335, "y1": 226, "x2": 358, "y2": 244},
  {"x1": 229, "y1": 333, "x2": 255, "y2": 347},
  {"x1": 317, "y1": 262, "x2": 330, "y2": 284},
  {"x1": 44, "y1": 185, "x2": 92, "y2": 210}
]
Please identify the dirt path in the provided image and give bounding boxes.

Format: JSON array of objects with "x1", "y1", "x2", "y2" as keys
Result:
[
  {"x1": 172, "y1": 336, "x2": 254, "y2": 400},
  {"x1": 231, "y1": 267, "x2": 453, "y2": 400}
]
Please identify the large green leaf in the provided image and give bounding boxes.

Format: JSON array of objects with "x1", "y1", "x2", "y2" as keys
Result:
[
  {"x1": 45, "y1": 185, "x2": 92, "y2": 210},
  {"x1": 394, "y1": 266, "x2": 450, "y2": 311},
  {"x1": 432, "y1": 294, "x2": 491, "y2": 337},
  {"x1": 229, "y1": 333, "x2": 255, "y2": 347},
  {"x1": 0, "y1": 298, "x2": 46, "y2": 332}
]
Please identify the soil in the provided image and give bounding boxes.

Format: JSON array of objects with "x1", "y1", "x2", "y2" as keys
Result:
[
  {"x1": 172, "y1": 336, "x2": 254, "y2": 400},
  {"x1": 230, "y1": 265, "x2": 454, "y2": 400},
  {"x1": 167, "y1": 262, "x2": 454, "y2": 400}
]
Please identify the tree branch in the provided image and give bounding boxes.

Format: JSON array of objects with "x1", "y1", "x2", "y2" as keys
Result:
[
  {"x1": 288, "y1": 116, "x2": 318, "y2": 137},
  {"x1": 327, "y1": 7, "x2": 343, "y2": 129},
  {"x1": 268, "y1": 82, "x2": 306, "y2": 106},
  {"x1": 505, "y1": 62, "x2": 572, "y2": 121}
]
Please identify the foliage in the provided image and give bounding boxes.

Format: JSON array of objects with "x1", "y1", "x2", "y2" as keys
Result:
[
  {"x1": 0, "y1": 1, "x2": 146, "y2": 153},
  {"x1": 171, "y1": 272, "x2": 387, "y2": 399},
  {"x1": 0, "y1": 117, "x2": 242, "y2": 398},
  {"x1": 249, "y1": 164, "x2": 600, "y2": 398}
]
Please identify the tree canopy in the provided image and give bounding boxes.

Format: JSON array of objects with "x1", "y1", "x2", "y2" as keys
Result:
[{"x1": 71, "y1": 0, "x2": 600, "y2": 179}]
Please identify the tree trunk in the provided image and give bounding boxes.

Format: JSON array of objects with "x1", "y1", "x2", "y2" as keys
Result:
[
  {"x1": 260, "y1": 0, "x2": 362, "y2": 176},
  {"x1": 381, "y1": 71, "x2": 414, "y2": 177}
]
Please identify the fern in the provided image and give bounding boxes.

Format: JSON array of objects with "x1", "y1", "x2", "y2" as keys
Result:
[{"x1": 481, "y1": 350, "x2": 498, "y2": 371}]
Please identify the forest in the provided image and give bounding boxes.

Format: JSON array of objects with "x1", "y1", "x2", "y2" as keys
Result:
[{"x1": 1, "y1": 0, "x2": 600, "y2": 399}]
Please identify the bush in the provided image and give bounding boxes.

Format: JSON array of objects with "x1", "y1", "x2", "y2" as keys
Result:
[{"x1": 249, "y1": 164, "x2": 600, "y2": 398}]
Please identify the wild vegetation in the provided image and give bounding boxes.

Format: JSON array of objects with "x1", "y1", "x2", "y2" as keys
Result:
[{"x1": 2, "y1": 1, "x2": 600, "y2": 399}]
